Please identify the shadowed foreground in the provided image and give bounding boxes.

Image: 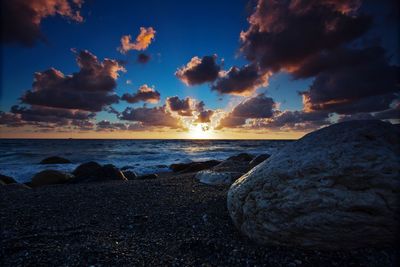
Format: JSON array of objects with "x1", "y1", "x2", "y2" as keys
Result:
[{"x1": 0, "y1": 173, "x2": 397, "y2": 266}]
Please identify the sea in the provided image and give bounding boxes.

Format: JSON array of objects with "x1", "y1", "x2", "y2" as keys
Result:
[{"x1": 0, "y1": 139, "x2": 293, "y2": 183}]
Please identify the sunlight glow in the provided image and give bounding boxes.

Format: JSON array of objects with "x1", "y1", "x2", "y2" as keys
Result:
[{"x1": 188, "y1": 123, "x2": 213, "y2": 139}]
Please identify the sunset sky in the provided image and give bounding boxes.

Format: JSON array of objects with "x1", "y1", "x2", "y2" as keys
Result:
[{"x1": 0, "y1": 0, "x2": 399, "y2": 139}]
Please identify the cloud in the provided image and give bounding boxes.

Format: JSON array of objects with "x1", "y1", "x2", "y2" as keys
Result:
[
  {"x1": 0, "y1": 112, "x2": 24, "y2": 127},
  {"x1": 165, "y1": 96, "x2": 196, "y2": 116},
  {"x1": 121, "y1": 84, "x2": 160, "y2": 104},
  {"x1": 1, "y1": 0, "x2": 84, "y2": 46},
  {"x1": 11, "y1": 105, "x2": 95, "y2": 123},
  {"x1": 137, "y1": 53, "x2": 151, "y2": 64},
  {"x1": 196, "y1": 110, "x2": 214, "y2": 123},
  {"x1": 96, "y1": 120, "x2": 146, "y2": 131},
  {"x1": 240, "y1": 0, "x2": 371, "y2": 73},
  {"x1": 118, "y1": 27, "x2": 156, "y2": 54},
  {"x1": 300, "y1": 46, "x2": 399, "y2": 114},
  {"x1": 217, "y1": 94, "x2": 276, "y2": 128},
  {"x1": 251, "y1": 110, "x2": 330, "y2": 131},
  {"x1": 176, "y1": 55, "x2": 221, "y2": 86},
  {"x1": 21, "y1": 50, "x2": 125, "y2": 112},
  {"x1": 0, "y1": 105, "x2": 96, "y2": 130},
  {"x1": 212, "y1": 64, "x2": 270, "y2": 96},
  {"x1": 338, "y1": 103, "x2": 400, "y2": 122},
  {"x1": 118, "y1": 106, "x2": 182, "y2": 128}
]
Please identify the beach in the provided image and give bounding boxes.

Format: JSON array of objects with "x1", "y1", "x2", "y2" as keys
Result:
[{"x1": 1, "y1": 171, "x2": 397, "y2": 266}]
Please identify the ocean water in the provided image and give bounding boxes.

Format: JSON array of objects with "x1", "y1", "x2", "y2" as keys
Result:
[{"x1": 0, "y1": 139, "x2": 293, "y2": 183}]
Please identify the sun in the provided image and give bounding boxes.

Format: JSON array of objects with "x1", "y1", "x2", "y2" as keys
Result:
[{"x1": 189, "y1": 123, "x2": 212, "y2": 139}]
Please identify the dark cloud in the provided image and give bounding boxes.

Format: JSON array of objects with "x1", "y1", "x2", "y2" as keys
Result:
[
  {"x1": 195, "y1": 110, "x2": 214, "y2": 123},
  {"x1": 338, "y1": 103, "x2": 400, "y2": 122},
  {"x1": 137, "y1": 53, "x2": 151, "y2": 64},
  {"x1": 70, "y1": 119, "x2": 95, "y2": 131},
  {"x1": 96, "y1": 120, "x2": 129, "y2": 131},
  {"x1": 217, "y1": 94, "x2": 276, "y2": 128},
  {"x1": 301, "y1": 46, "x2": 399, "y2": 114},
  {"x1": 212, "y1": 64, "x2": 269, "y2": 96},
  {"x1": 0, "y1": 105, "x2": 95, "y2": 130},
  {"x1": 11, "y1": 105, "x2": 95, "y2": 123},
  {"x1": 1, "y1": 0, "x2": 84, "y2": 46},
  {"x1": 21, "y1": 50, "x2": 125, "y2": 112},
  {"x1": 251, "y1": 110, "x2": 330, "y2": 131},
  {"x1": 166, "y1": 96, "x2": 197, "y2": 116},
  {"x1": 0, "y1": 111, "x2": 24, "y2": 127},
  {"x1": 96, "y1": 120, "x2": 146, "y2": 131},
  {"x1": 176, "y1": 55, "x2": 221, "y2": 85},
  {"x1": 121, "y1": 84, "x2": 160, "y2": 104},
  {"x1": 240, "y1": 0, "x2": 372, "y2": 73},
  {"x1": 118, "y1": 106, "x2": 182, "y2": 128}
]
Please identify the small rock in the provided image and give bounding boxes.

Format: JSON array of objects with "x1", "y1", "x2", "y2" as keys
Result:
[
  {"x1": 196, "y1": 170, "x2": 243, "y2": 185},
  {"x1": 170, "y1": 160, "x2": 221, "y2": 173},
  {"x1": 136, "y1": 174, "x2": 158, "y2": 180},
  {"x1": 121, "y1": 166, "x2": 135, "y2": 171},
  {"x1": 123, "y1": 170, "x2": 138, "y2": 180},
  {"x1": 31, "y1": 170, "x2": 72, "y2": 187},
  {"x1": 72, "y1": 161, "x2": 102, "y2": 179},
  {"x1": 99, "y1": 164, "x2": 127, "y2": 181},
  {"x1": 0, "y1": 174, "x2": 17, "y2": 184},
  {"x1": 39, "y1": 156, "x2": 71, "y2": 164}
]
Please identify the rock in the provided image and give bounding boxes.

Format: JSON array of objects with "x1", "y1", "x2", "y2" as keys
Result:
[
  {"x1": 0, "y1": 180, "x2": 5, "y2": 186},
  {"x1": 137, "y1": 174, "x2": 158, "y2": 180},
  {"x1": 123, "y1": 170, "x2": 138, "y2": 180},
  {"x1": 98, "y1": 164, "x2": 127, "y2": 181},
  {"x1": 39, "y1": 156, "x2": 71, "y2": 164},
  {"x1": 249, "y1": 154, "x2": 270, "y2": 169},
  {"x1": 71, "y1": 163, "x2": 127, "y2": 183},
  {"x1": 31, "y1": 170, "x2": 72, "y2": 187},
  {"x1": 196, "y1": 170, "x2": 243, "y2": 185},
  {"x1": 0, "y1": 174, "x2": 17, "y2": 184},
  {"x1": 227, "y1": 120, "x2": 400, "y2": 250},
  {"x1": 72, "y1": 161, "x2": 102, "y2": 179},
  {"x1": 170, "y1": 160, "x2": 221, "y2": 173},
  {"x1": 121, "y1": 166, "x2": 135, "y2": 171},
  {"x1": 195, "y1": 157, "x2": 252, "y2": 185},
  {"x1": 227, "y1": 153, "x2": 254, "y2": 162}
]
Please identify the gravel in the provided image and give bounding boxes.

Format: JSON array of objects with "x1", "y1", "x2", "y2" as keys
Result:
[{"x1": 1, "y1": 172, "x2": 398, "y2": 266}]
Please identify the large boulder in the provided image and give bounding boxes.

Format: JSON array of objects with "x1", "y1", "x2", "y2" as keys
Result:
[
  {"x1": 39, "y1": 156, "x2": 71, "y2": 164},
  {"x1": 227, "y1": 120, "x2": 400, "y2": 249},
  {"x1": 31, "y1": 170, "x2": 72, "y2": 187},
  {"x1": 0, "y1": 174, "x2": 17, "y2": 184}
]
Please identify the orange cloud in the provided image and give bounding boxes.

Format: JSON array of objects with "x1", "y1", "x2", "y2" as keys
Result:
[{"x1": 118, "y1": 27, "x2": 156, "y2": 54}]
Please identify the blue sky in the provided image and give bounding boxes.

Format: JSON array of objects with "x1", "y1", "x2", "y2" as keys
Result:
[{"x1": 1, "y1": 0, "x2": 311, "y2": 119}]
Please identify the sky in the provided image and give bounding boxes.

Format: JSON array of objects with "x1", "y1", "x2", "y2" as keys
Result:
[{"x1": 0, "y1": 0, "x2": 399, "y2": 139}]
